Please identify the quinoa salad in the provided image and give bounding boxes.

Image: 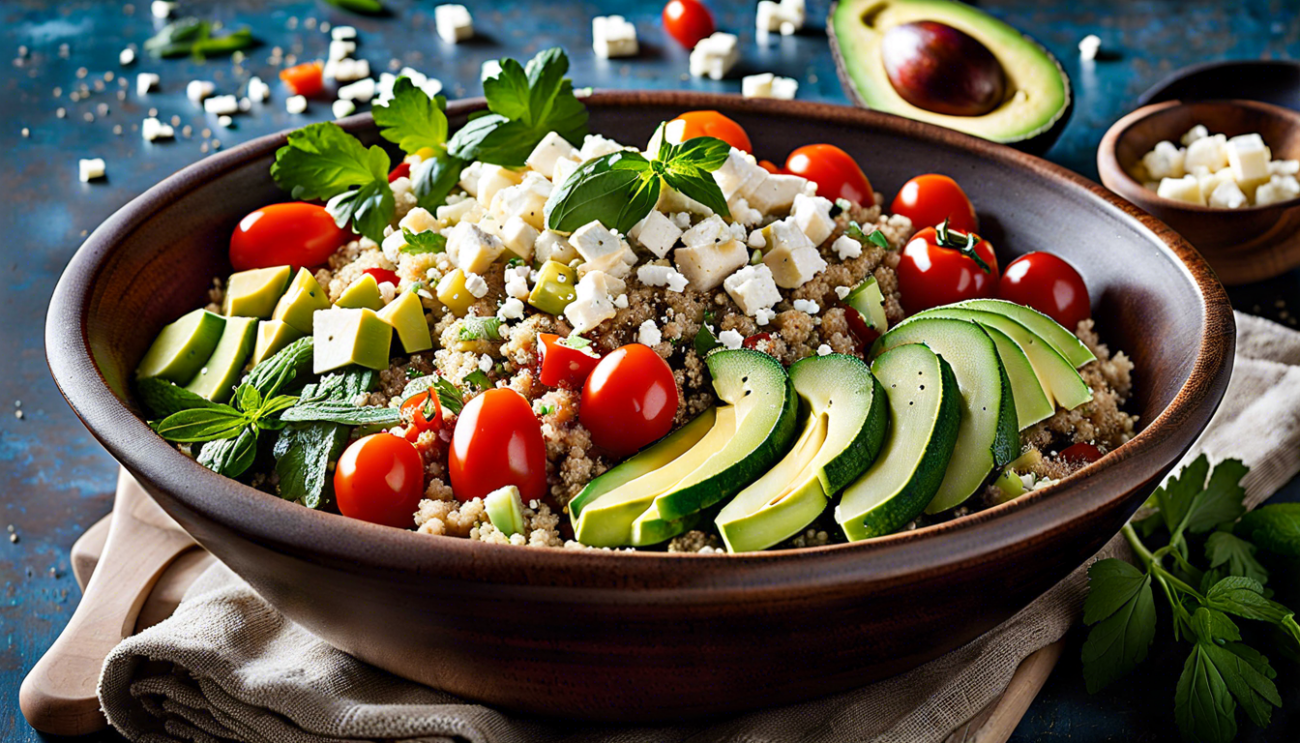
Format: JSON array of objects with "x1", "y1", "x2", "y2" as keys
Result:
[{"x1": 135, "y1": 49, "x2": 1136, "y2": 554}]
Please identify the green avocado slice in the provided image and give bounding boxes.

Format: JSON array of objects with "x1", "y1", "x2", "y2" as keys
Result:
[
  {"x1": 136, "y1": 308, "x2": 227, "y2": 384},
  {"x1": 874, "y1": 317, "x2": 1018, "y2": 514},
  {"x1": 836, "y1": 343, "x2": 961, "y2": 540},
  {"x1": 956, "y1": 298, "x2": 1096, "y2": 367},
  {"x1": 250, "y1": 320, "x2": 304, "y2": 367},
  {"x1": 485, "y1": 485, "x2": 528, "y2": 537},
  {"x1": 184, "y1": 316, "x2": 258, "y2": 403},
  {"x1": 272, "y1": 268, "x2": 332, "y2": 334},
  {"x1": 223, "y1": 265, "x2": 292, "y2": 318},
  {"x1": 334, "y1": 273, "x2": 384, "y2": 311},
  {"x1": 829, "y1": 0, "x2": 1070, "y2": 146}
]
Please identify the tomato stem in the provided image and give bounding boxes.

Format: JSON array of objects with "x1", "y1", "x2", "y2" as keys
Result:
[{"x1": 934, "y1": 218, "x2": 991, "y2": 273}]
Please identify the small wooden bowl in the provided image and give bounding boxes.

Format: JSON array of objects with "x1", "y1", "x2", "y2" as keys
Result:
[{"x1": 1098, "y1": 99, "x2": 1300, "y2": 284}]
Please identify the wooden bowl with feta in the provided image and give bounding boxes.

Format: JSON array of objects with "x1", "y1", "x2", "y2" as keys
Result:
[{"x1": 1098, "y1": 98, "x2": 1300, "y2": 284}]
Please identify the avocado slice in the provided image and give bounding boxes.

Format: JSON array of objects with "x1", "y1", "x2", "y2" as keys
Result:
[
  {"x1": 836, "y1": 343, "x2": 961, "y2": 540},
  {"x1": 716, "y1": 354, "x2": 889, "y2": 553},
  {"x1": 223, "y1": 265, "x2": 292, "y2": 319},
  {"x1": 874, "y1": 318, "x2": 1018, "y2": 514},
  {"x1": 829, "y1": 0, "x2": 1070, "y2": 153},
  {"x1": 377, "y1": 291, "x2": 434, "y2": 353},
  {"x1": 136, "y1": 308, "x2": 227, "y2": 384},
  {"x1": 629, "y1": 503, "x2": 702, "y2": 547},
  {"x1": 272, "y1": 268, "x2": 332, "y2": 334},
  {"x1": 957, "y1": 298, "x2": 1096, "y2": 367},
  {"x1": 485, "y1": 485, "x2": 528, "y2": 537},
  {"x1": 312, "y1": 308, "x2": 392, "y2": 374},
  {"x1": 250, "y1": 320, "x2": 304, "y2": 367},
  {"x1": 335, "y1": 274, "x2": 384, "y2": 311},
  {"x1": 184, "y1": 316, "x2": 258, "y2": 403},
  {"x1": 842, "y1": 275, "x2": 889, "y2": 333}
]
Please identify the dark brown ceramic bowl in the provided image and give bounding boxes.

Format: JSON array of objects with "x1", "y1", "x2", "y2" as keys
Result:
[
  {"x1": 1098, "y1": 99, "x2": 1300, "y2": 284},
  {"x1": 47, "y1": 92, "x2": 1233, "y2": 722}
]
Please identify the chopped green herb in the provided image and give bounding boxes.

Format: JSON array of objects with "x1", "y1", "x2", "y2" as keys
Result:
[
  {"x1": 401, "y1": 228, "x2": 447, "y2": 255},
  {"x1": 431, "y1": 377, "x2": 465, "y2": 415},
  {"x1": 406, "y1": 367, "x2": 427, "y2": 379},
  {"x1": 459, "y1": 316, "x2": 503, "y2": 341},
  {"x1": 411, "y1": 153, "x2": 468, "y2": 211},
  {"x1": 322, "y1": 0, "x2": 384, "y2": 14},
  {"x1": 846, "y1": 221, "x2": 891, "y2": 250},
  {"x1": 144, "y1": 19, "x2": 256, "y2": 59},
  {"x1": 694, "y1": 323, "x2": 721, "y2": 357},
  {"x1": 464, "y1": 369, "x2": 493, "y2": 391}
]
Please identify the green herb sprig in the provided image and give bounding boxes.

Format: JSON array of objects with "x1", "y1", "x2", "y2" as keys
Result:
[
  {"x1": 845, "y1": 221, "x2": 891, "y2": 250},
  {"x1": 144, "y1": 18, "x2": 256, "y2": 59},
  {"x1": 271, "y1": 123, "x2": 395, "y2": 243},
  {"x1": 1082, "y1": 455, "x2": 1300, "y2": 742},
  {"x1": 401, "y1": 228, "x2": 447, "y2": 255},
  {"x1": 322, "y1": 0, "x2": 385, "y2": 14}
]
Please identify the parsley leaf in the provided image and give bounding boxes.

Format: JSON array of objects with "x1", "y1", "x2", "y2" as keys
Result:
[
  {"x1": 274, "y1": 421, "x2": 350, "y2": 509},
  {"x1": 326, "y1": 180, "x2": 395, "y2": 246},
  {"x1": 1205, "y1": 532, "x2": 1269, "y2": 586},
  {"x1": 1176, "y1": 642, "x2": 1239, "y2": 743},
  {"x1": 144, "y1": 19, "x2": 256, "y2": 59},
  {"x1": 270, "y1": 122, "x2": 394, "y2": 242},
  {"x1": 373, "y1": 77, "x2": 449, "y2": 155},
  {"x1": 1184, "y1": 458, "x2": 1249, "y2": 534},
  {"x1": 1080, "y1": 558, "x2": 1157, "y2": 693},
  {"x1": 1236, "y1": 504, "x2": 1300, "y2": 557},
  {"x1": 401, "y1": 228, "x2": 447, "y2": 255},
  {"x1": 1204, "y1": 577, "x2": 1299, "y2": 635}
]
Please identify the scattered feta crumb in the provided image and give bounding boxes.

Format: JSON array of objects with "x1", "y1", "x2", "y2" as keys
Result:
[
  {"x1": 689, "y1": 32, "x2": 739, "y2": 80},
  {"x1": 141, "y1": 116, "x2": 174, "y2": 141},
  {"x1": 835, "y1": 285, "x2": 852, "y2": 300},
  {"x1": 185, "y1": 80, "x2": 215, "y2": 105},
  {"x1": 465, "y1": 272, "x2": 489, "y2": 298},
  {"x1": 332, "y1": 99, "x2": 356, "y2": 119},
  {"x1": 286, "y1": 95, "x2": 308, "y2": 114},
  {"x1": 718, "y1": 329, "x2": 744, "y2": 350},
  {"x1": 481, "y1": 59, "x2": 502, "y2": 81},
  {"x1": 136, "y1": 72, "x2": 159, "y2": 96},
  {"x1": 338, "y1": 77, "x2": 376, "y2": 103},
  {"x1": 331, "y1": 26, "x2": 358, "y2": 41},
  {"x1": 593, "y1": 15, "x2": 638, "y2": 59},
  {"x1": 757, "y1": 0, "x2": 806, "y2": 36},
  {"x1": 613, "y1": 293, "x2": 629, "y2": 309},
  {"x1": 1078, "y1": 34, "x2": 1101, "y2": 61},
  {"x1": 754, "y1": 307, "x2": 776, "y2": 326},
  {"x1": 638, "y1": 319, "x2": 662, "y2": 346},
  {"x1": 151, "y1": 1, "x2": 175, "y2": 20},
  {"x1": 478, "y1": 353, "x2": 494, "y2": 372},
  {"x1": 325, "y1": 57, "x2": 371, "y2": 82},
  {"x1": 742, "y1": 72, "x2": 798, "y2": 100},
  {"x1": 832, "y1": 234, "x2": 862, "y2": 260},
  {"x1": 1181, "y1": 125, "x2": 1209, "y2": 146},
  {"x1": 498, "y1": 296, "x2": 525, "y2": 321},
  {"x1": 247, "y1": 76, "x2": 270, "y2": 102},
  {"x1": 817, "y1": 344, "x2": 833, "y2": 356},
  {"x1": 203, "y1": 94, "x2": 239, "y2": 115},
  {"x1": 119, "y1": 48, "x2": 135, "y2": 66},
  {"x1": 217, "y1": 114, "x2": 233, "y2": 128},
  {"x1": 435, "y1": 4, "x2": 474, "y2": 44},
  {"x1": 636, "y1": 264, "x2": 689, "y2": 293},
  {"x1": 329, "y1": 39, "x2": 356, "y2": 62},
  {"x1": 78, "y1": 158, "x2": 106, "y2": 182},
  {"x1": 792, "y1": 298, "x2": 820, "y2": 315}
]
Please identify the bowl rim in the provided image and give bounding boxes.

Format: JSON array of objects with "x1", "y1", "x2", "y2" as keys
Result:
[
  {"x1": 1098, "y1": 98, "x2": 1300, "y2": 213},
  {"x1": 46, "y1": 91, "x2": 1235, "y2": 591}
]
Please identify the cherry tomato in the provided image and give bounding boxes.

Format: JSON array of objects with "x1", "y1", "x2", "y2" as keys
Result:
[
  {"x1": 334, "y1": 434, "x2": 425, "y2": 528},
  {"x1": 758, "y1": 160, "x2": 782, "y2": 174},
  {"x1": 388, "y1": 161, "x2": 412, "y2": 182},
  {"x1": 844, "y1": 310, "x2": 880, "y2": 347},
  {"x1": 895, "y1": 223, "x2": 1000, "y2": 314},
  {"x1": 449, "y1": 388, "x2": 547, "y2": 503},
  {"x1": 538, "y1": 333, "x2": 602, "y2": 388},
  {"x1": 363, "y1": 267, "x2": 401, "y2": 287},
  {"x1": 662, "y1": 0, "x2": 715, "y2": 49},
  {"x1": 581, "y1": 344, "x2": 679, "y2": 456},
  {"x1": 890, "y1": 174, "x2": 978, "y2": 234},
  {"x1": 229, "y1": 202, "x2": 351, "y2": 271},
  {"x1": 670, "y1": 110, "x2": 752, "y2": 154},
  {"x1": 783, "y1": 144, "x2": 874, "y2": 206},
  {"x1": 1060, "y1": 442, "x2": 1103, "y2": 465},
  {"x1": 998, "y1": 252, "x2": 1091, "y2": 332},
  {"x1": 400, "y1": 389, "x2": 442, "y2": 443},
  {"x1": 279, "y1": 61, "x2": 324, "y2": 97}
]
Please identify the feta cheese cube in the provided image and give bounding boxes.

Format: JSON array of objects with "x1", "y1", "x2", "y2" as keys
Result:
[
  {"x1": 770, "y1": 76, "x2": 799, "y2": 100},
  {"x1": 745, "y1": 173, "x2": 807, "y2": 214},
  {"x1": 593, "y1": 15, "x2": 639, "y2": 59},
  {"x1": 637, "y1": 264, "x2": 690, "y2": 293},
  {"x1": 325, "y1": 57, "x2": 370, "y2": 83},
  {"x1": 713, "y1": 147, "x2": 768, "y2": 200},
  {"x1": 791, "y1": 193, "x2": 835, "y2": 245},
  {"x1": 435, "y1": 4, "x2": 474, "y2": 44},
  {"x1": 1255, "y1": 174, "x2": 1300, "y2": 206},
  {"x1": 247, "y1": 76, "x2": 270, "y2": 101},
  {"x1": 136, "y1": 72, "x2": 160, "y2": 96},
  {"x1": 727, "y1": 195, "x2": 763, "y2": 227},
  {"x1": 1269, "y1": 159, "x2": 1300, "y2": 176},
  {"x1": 1227, "y1": 133, "x2": 1271, "y2": 185},
  {"x1": 1141, "y1": 140, "x2": 1185, "y2": 180},
  {"x1": 689, "y1": 32, "x2": 739, "y2": 80},
  {"x1": 1077, "y1": 34, "x2": 1101, "y2": 61},
  {"x1": 458, "y1": 161, "x2": 484, "y2": 197},
  {"x1": 723, "y1": 264, "x2": 782, "y2": 316},
  {"x1": 78, "y1": 158, "x2": 106, "y2": 182},
  {"x1": 743, "y1": 72, "x2": 799, "y2": 100},
  {"x1": 286, "y1": 95, "x2": 308, "y2": 114},
  {"x1": 535, "y1": 231, "x2": 580, "y2": 265},
  {"x1": 119, "y1": 48, "x2": 136, "y2": 66},
  {"x1": 674, "y1": 238, "x2": 749, "y2": 291},
  {"x1": 763, "y1": 218, "x2": 826, "y2": 288},
  {"x1": 638, "y1": 319, "x2": 662, "y2": 346},
  {"x1": 551, "y1": 156, "x2": 582, "y2": 187},
  {"x1": 1184, "y1": 134, "x2": 1228, "y2": 173},
  {"x1": 756, "y1": 2, "x2": 782, "y2": 34},
  {"x1": 817, "y1": 344, "x2": 833, "y2": 357},
  {"x1": 151, "y1": 1, "x2": 175, "y2": 20},
  {"x1": 331, "y1": 26, "x2": 358, "y2": 40},
  {"x1": 1208, "y1": 180, "x2": 1248, "y2": 209},
  {"x1": 564, "y1": 270, "x2": 625, "y2": 333},
  {"x1": 628, "y1": 210, "x2": 683, "y2": 258},
  {"x1": 755, "y1": 307, "x2": 776, "y2": 326},
  {"x1": 337, "y1": 77, "x2": 377, "y2": 102},
  {"x1": 141, "y1": 117, "x2": 174, "y2": 142},
  {"x1": 490, "y1": 173, "x2": 551, "y2": 229},
  {"x1": 476, "y1": 165, "x2": 525, "y2": 207},
  {"x1": 218, "y1": 114, "x2": 234, "y2": 128},
  {"x1": 186, "y1": 80, "x2": 215, "y2": 106},
  {"x1": 832, "y1": 235, "x2": 862, "y2": 260},
  {"x1": 1181, "y1": 125, "x2": 1209, "y2": 146},
  {"x1": 203, "y1": 94, "x2": 239, "y2": 115},
  {"x1": 757, "y1": 0, "x2": 805, "y2": 35},
  {"x1": 498, "y1": 296, "x2": 526, "y2": 321},
  {"x1": 500, "y1": 216, "x2": 540, "y2": 261},
  {"x1": 447, "y1": 221, "x2": 505, "y2": 274},
  {"x1": 464, "y1": 272, "x2": 489, "y2": 298},
  {"x1": 436, "y1": 198, "x2": 484, "y2": 226},
  {"x1": 526, "y1": 131, "x2": 580, "y2": 179},
  {"x1": 398, "y1": 207, "x2": 439, "y2": 235},
  {"x1": 329, "y1": 39, "x2": 356, "y2": 62},
  {"x1": 681, "y1": 214, "x2": 728, "y2": 248},
  {"x1": 578, "y1": 134, "x2": 626, "y2": 160},
  {"x1": 1156, "y1": 175, "x2": 1205, "y2": 206},
  {"x1": 572, "y1": 221, "x2": 635, "y2": 277}
]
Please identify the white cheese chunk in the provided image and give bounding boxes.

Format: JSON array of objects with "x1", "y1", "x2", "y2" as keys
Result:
[
  {"x1": 78, "y1": 158, "x2": 106, "y2": 182},
  {"x1": 141, "y1": 117, "x2": 174, "y2": 142},
  {"x1": 325, "y1": 57, "x2": 370, "y2": 83},
  {"x1": 637, "y1": 264, "x2": 690, "y2": 293},
  {"x1": 458, "y1": 161, "x2": 484, "y2": 197},
  {"x1": 792, "y1": 298, "x2": 820, "y2": 315},
  {"x1": 498, "y1": 296, "x2": 526, "y2": 321},
  {"x1": 286, "y1": 95, "x2": 308, "y2": 114},
  {"x1": 727, "y1": 195, "x2": 763, "y2": 227},
  {"x1": 398, "y1": 207, "x2": 439, "y2": 235},
  {"x1": 1181, "y1": 125, "x2": 1209, "y2": 146},
  {"x1": 476, "y1": 165, "x2": 525, "y2": 208},
  {"x1": 638, "y1": 319, "x2": 662, "y2": 346},
  {"x1": 1184, "y1": 134, "x2": 1228, "y2": 173},
  {"x1": 757, "y1": 0, "x2": 805, "y2": 35},
  {"x1": 1227, "y1": 133, "x2": 1271, "y2": 185},
  {"x1": 1208, "y1": 180, "x2": 1248, "y2": 209},
  {"x1": 763, "y1": 218, "x2": 826, "y2": 288},
  {"x1": 490, "y1": 173, "x2": 551, "y2": 229},
  {"x1": 572, "y1": 221, "x2": 635, "y2": 278},
  {"x1": 832, "y1": 234, "x2": 862, "y2": 260},
  {"x1": 436, "y1": 198, "x2": 483, "y2": 226},
  {"x1": 1156, "y1": 175, "x2": 1205, "y2": 206},
  {"x1": 689, "y1": 32, "x2": 739, "y2": 80},
  {"x1": 791, "y1": 193, "x2": 835, "y2": 245},
  {"x1": 447, "y1": 221, "x2": 505, "y2": 274},
  {"x1": 329, "y1": 39, "x2": 356, "y2": 62},
  {"x1": 136, "y1": 72, "x2": 160, "y2": 96},
  {"x1": 817, "y1": 343, "x2": 833, "y2": 356},
  {"x1": 151, "y1": 1, "x2": 175, "y2": 20},
  {"x1": 526, "y1": 132, "x2": 580, "y2": 179},
  {"x1": 331, "y1": 26, "x2": 358, "y2": 40},
  {"x1": 464, "y1": 272, "x2": 489, "y2": 298},
  {"x1": 681, "y1": 214, "x2": 728, "y2": 248},
  {"x1": 1141, "y1": 140, "x2": 1185, "y2": 180},
  {"x1": 723, "y1": 264, "x2": 782, "y2": 316},
  {"x1": 338, "y1": 77, "x2": 377, "y2": 102},
  {"x1": 770, "y1": 76, "x2": 799, "y2": 100},
  {"x1": 564, "y1": 270, "x2": 625, "y2": 333},
  {"x1": 535, "y1": 231, "x2": 579, "y2": 265},
  {"x1": 628, "y1": 210, "x2": 683, "y2": 258},
  {"x1": 119, "y1": 48, "x2": 136, "y2": 66},
  {"x1": 674, "y1": 238, "x2": 749, "y2": 291},
  {"x1": 1269, "y1": 159, "x2": 1300, "y2": 176},
  {"x1": 218, "y1": 114, "x2": 234, "y2": 128},
  {"x1": 578, "y1": 134, "x2": 627, "y2": 160},
  {"x1": 1254, "y1": 174, "x2": 1300, "y2": 206},
  {"x1": 593, "y1": 15, "x2": 639, "y2": 59},
  {"x1": 713, "y1": 147, "x2": 768, "y2": 200},
  {"x1": 551, "y1": 156, "x2": 582, "y2": 187},
  {"x1": 186, "y1": 80, "x2": 215, "y2": 105},
  {"x1": 742, "y1": 72, "x2": 798, "y2": 99},
  {"x1": 204, "y1": 94, "x2": 239, "y2": 115},
  {"x1": 745, "y1": 173, "x2": 807, "y2": 214},
  {"x1": 719, "y1": 329, "x2": 744, "y2": 350},
  {"x1": 755, "y1": 307, "x2": 776, "y2": 326},
  {"x1": 380, "y1": 231, "x2": 408, "y2": 265},
  {"x1": 435, "y1": 4, "x2": 474, "y2": 43},
  {"x1": 499, "y1": 216, "x2": 539, "y2": 261},
  {"x1": 247, "y1": 76, "x2": 270, "y2": 101}
]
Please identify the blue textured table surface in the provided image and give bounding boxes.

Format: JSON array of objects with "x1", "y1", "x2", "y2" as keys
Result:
[{"x1": 3, "y1": 1, "x2": 1299, "y2": 741}]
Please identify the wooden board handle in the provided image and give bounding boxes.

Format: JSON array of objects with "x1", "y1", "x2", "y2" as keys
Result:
[{"x1": 19, "y1": 470, "x2": 196, "y2": 736}]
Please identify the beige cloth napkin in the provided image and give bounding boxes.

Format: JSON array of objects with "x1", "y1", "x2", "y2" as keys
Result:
[{"x1": 98, "y1": 311, "x2": 1300, "y2": 743}]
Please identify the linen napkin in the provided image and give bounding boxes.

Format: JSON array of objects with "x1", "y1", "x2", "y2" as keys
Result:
[{"x1": 98, "y1": 311, "x2": 1300, "y2": 743}]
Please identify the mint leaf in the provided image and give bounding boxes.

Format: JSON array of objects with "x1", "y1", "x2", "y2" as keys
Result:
[
  {"x1": 412, "y1": 153, "x2": 467, "y2": 211},
  {"x1": 280, "y1": 402, "x2": 401, "y2": 426},
  {"x1": 1080, "y1": 558, "x2": 1157, "y2": 693},
  {"x1": 1184, "y1": 459, "x2": 1249, "y2": 534},
  {"x1": 274, "y1": 422, "x2": 350, "y2": 508},
  {"x1": 326, "y1": 180, "x2": 396, "y2": 244},
  {"x1": 135, "y1": 377, "x2": 219, "y2": 418},
  {"x1": 150, "y1": 405, "x2": 249, "y2": 443},
  {"x1": 374, "y1": 77, "x2": 449, "y2": 155},
  {"x1": 197, "y1": 427, "x2": 259, "y2": 478},
  {"x1": 245, "y1": 337, "x2": 314, "y2": 399},
  {"x1": 1236, "y1": 504, "x2": 1300, "y2": 557},
  {"x1": 401, "y1": 228, "x2": 447, "y2": 255},
  {"x1": 1205, "y1": 532, "x2": 1269, "y2": 586},
  {"x1": 543, "y1": 150, "x2": 654, "y2": 233},
  {"x1": 694, "y1": 323, "x2": 721, "y2": 357},
  {"x1": 1204, "y1": 643, "x2": 1281, "y2": 729},
  {"x1": 1175, "y1": 643, "x2": 1238, "y2": 743},
  {"x1": 662, "y1": 135, "x2": 732, "y2": 172}
]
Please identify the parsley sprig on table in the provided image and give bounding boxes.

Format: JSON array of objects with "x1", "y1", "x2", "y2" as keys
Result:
[
  {"x1": 1082, "y1": 455, "x2": 1300, "y2": 742},
  {"x1": 544, "y1": 123, "x2": 732, "y2": 233}
]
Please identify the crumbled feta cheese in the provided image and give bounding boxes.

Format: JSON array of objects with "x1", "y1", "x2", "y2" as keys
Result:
[
  {"x1": 671, "y1": 212, "x2": 692, "y2": 230},
  {"x1": 380, "y1": 231, "x2": 408, "y2": 264},
  {"x1": 675, "y1": 238, "x2": 750, "y2": 291},
  {"x1": 689, "y1": 32, "x2": 739, "y2": 80},
  {"x1": 78, "y1": 158, "x2": 106, "y2": 182},
  {"x1": 535, "y1": 231, "x2": 579, "y2": 265},
  {"x1": 337, "y1": 77, "x2": 376, "y2": 102},
  {"x1": 638, "y1": 319, "x2": 662, "y2": 346},
  {"x1": 550, "y1": 156, "x2": 582, "y2": 187},
  {"x1": 723, "y1": 264, "x2": 782, "y2": 316},
  {"x1": 151, "y1": 1, "x2": 175, "y2": 19},
  {"x1": 1140, "y1": 140, "x2": 1185, "y2": 180},
  {"x1": 832, "y1": 234, "x2": 862, "y2": 260},
  {"x1": 332, "y1": 99, "x2": 356, "y2": 119},
  {"x1": 719, "y1": 329, "x2": 744, "y2": 350},
  {"x1": 835, "y1": 285, "x2": 852, "y2": 300},
  {"x1": 681, "y1": 214, "x2": 727, "y2": 248},
  {"x1": 331, "y1": 25, "x2": 358, "y2": 40},
  {"x1": 747, "y1": 229, "x2": 767, "y2": 249},
  {"x1": 726, "y1": 195, "x2": 763, "y2": 227},
  {"x1": 136, "y1": 72, "x2": 159, "y2": 96},
  {"x1": 478, "y1": 353, "x2": 494, "y2": 372},
  {"x1": 792, "y1": 193, "x2": 835, "y2": 245},
  {"x1": 286, "y1": 95, "x2": 308, "y2": 114},
  {"x1": 218, "y1": 114, "x2": 233, "y2": 128},
  {"x1": 203, "y1": 94, "x2": 239, "y2": 115},
  {"x1": 572, "y1": 221, "x2": 635, "y2": 278},
  {"x1": 757, "y1": 0, "x2": 805, "y2": 36},
  {"x1": 490, "y1": 173, "x2": 552, "y2": 229},
  {"x1": 1156, "y1": 175, "x2": 1205, "y2": 206},
  {"x1": 141, "y1": 117, "x2": 174, "y2": 141},
  {"x1": 1227, "y1": 133, "x2": 1271, "y2": 185},
  {"x1": 746, "y1": 173, "x2": 807, "y2": 213},
  {"x1": 742, "y1": 72, "x2": 799, "y2": 100},
  {"x1": 1208, "y1": 180, "x2": 1248, "y2": 209},
  {"x1": 628, "y1": 210, "x2": 683, "y2": 258},
  {"x1": 436, "y1": 198, "x2": 483, "y2": 226},
  {"x1": 817, "y1": 343, "x2": 833, "y2": 356},
  {"x1": 464, "y1": 272, "x2": 489, "y2": 298},
  {"x1": 755, "y1": 307, "x2": 776, "y2": 326},
  {"x1": 329, "y1": 39, "x2": 356, "y2": 62},
  {"x1": 476, "y1": 164, "x2": 524, "y2": 207},
  {"x1": 247, "y1": 76, "x2": 270, "y2": 102},
  {"x1": 713, "y1": 147, "x2": 768, "y2": 201},
  {"x1": 763, "y1": 218, "x2": 827, "y2": 288},
  {"x1": 447, "y1": 221, "x2": 506, "y2": 274},
  {"x1": 498, "y1": 296, "x2": 525, "y2": 321},
  {"x1": 186, "y1": 80, "x2": 215, "y2": 106},
  {"x1": 499, "y1": 216, "x2": 540, "y2": 261},
  {"x1": 614, "y1": 293, "x2": 629, "y2": 309},
  {"x1": 1269, "y1": 159, "x2": 1300, "y2": 176},
  {"x1": 505, "y1": 272, "x2": 531, "y2": 300},
  {"x1": 1184, "y1": 134, "x2": 1228, "y2": 173},
  {"x1": 578, "y1": 133, "x2": 626, "y2": 160},
  {"x1": 526, "y1": 131, "x2": 580, "y2": 179},
  {"x1": 593, "y1": 15, "x2": 638, "y2": 59},
  {"x1": 564, "y1": 270, "x2": 625, "y2": 333},
  {"x1": 435, "y1": 4, "x2": 474, "y2": 43},
  {"x1": 1078, "y1": 34, "x2": 1101, "y2": 61},
  {"x1": 325, "y1": 57, "x2": 370, "y2": 83},
  {"x1": 119, "y1": 48, "x2": 136, "y2": 66},
  {"x1": 398, "y1": 207, "x2": 438, "y2": 234},
  {"x1": 1181, "y1": 125, "x2": 1209, "y2": 146},
  {"x1": 792, "y1": 298, "x2": 820, "y2": 315},
  {"x1": 1254, "y1": 174, "x2": 1300, "y2": 206},
  {"x1": 637, "y1": 264, "x2": 690, "y2": 293}
]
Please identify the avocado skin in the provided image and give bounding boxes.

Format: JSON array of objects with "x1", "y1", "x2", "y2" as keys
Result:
[{"x1": 828, "y1": 0, "x2": 1072, "y2": 156}]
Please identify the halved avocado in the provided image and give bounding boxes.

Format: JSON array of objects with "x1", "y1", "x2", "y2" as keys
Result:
[
  {"x1": 715, "y1": 354, "x2": 889, "y2": 553},
  {"x1": 957, "y1": 298, "x2": 1096, "y2": 367},
  {"x1": 874, "y1": 318, "x2": 1018, "y2": 514},
  {"x1": 829, "y1": 0, "x2": 1071, "y2": 153},
  {"x1": 836, "y1": 343, "x2": 960, "y2": 540}
]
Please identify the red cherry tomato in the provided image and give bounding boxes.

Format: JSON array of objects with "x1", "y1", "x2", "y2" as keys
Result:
[
  {"x1": 670, "y1": 110, "x2": 752, "y2": 154},
  {"x1": 279, "y1": 61, "x2": 324, "y2": 97},
  {"x1": 449, "y1": 388, "x2": 547, "y2": 503},
  {"x1": 662, "y1": 0, "x2": 715, "y2": 49},
  {"x1": 538, "y1": 333, "x2": 603, "y2": 388},
  {"x1": 581, "y1": 344, "x2": 679, "y2": 456},
  {"x1": 758, "y1": 160, "x2": 782, "y2": 174},
  {"x1": 229, "y1": 202, "x2": 350, "y2": 271},
  {"x1": 334, "y1": 434, "x2": 426, "y2": 528},
  {"x1": 890, "y1": 174, "x2": 978, "y2": 234},
  {"x1": 363, "y1": 267, "x2": 401, "y2": 287},
  {"x1": 895, "y1": 224, "x2": 1000, "y2": 314},
  {"x1": 400, "y1": 389, "x2": 442, "y2": 443},
  {"x1": 783, "y1": 144, "x2": 874, "y2": 206},
  {"x1": 998, "y1": 252, "x2": 1091, "y2": 332},
  {"x1": 1060, "y1": 442, "x2": 1103, "y2": 465},
  {"x1": 844, "y1": 310, "x2": 880, "y2": 347},
  {"x1": 388, "y1": 161, "x2": 412, "y2": 182}
]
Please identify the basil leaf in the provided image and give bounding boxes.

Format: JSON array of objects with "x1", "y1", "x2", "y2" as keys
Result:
[
  {"x1": 322, "y1": 0, "x2": 384, "y2": 14},
  {"x1": 401, "y1": 228, "x2": 447, "y2": 255},
  {"x1": 412, "y1": 153, "x2": 467, "y2": 211},
  {"x1": 197, "y1": 427, "x2": 259, "y2": 478},
  {"x1": 662, "y1": 167, "x2": 730, "y2": 219},
  {"x1": 135, "y1": 377, "x2": 219, "y2": 418},
  {"x1": 694, "y1": 323, "x2": 721, "y2": 357},
  {"x1": 280, "y1": 402, "x2": 401, "y2": 426},
  {"x1": 435, "y1": 377, "x2": 465, "y2": 414},
  {"x1": 245, "y1": 337, "x2": 315, "y2": 399},
  {"x1": 326, "y1": 180, "x2": 396, "y2": 245},
  {"x1": 1237, "y1": 504, "x2": 1300, "y2": 557},
  {"x1": 664, "y1": 135, "x2": 732, "y2": 172},
  {"x1": 544, "y1": 150, "x2": 652, "y2": 233},
  {"x1": 447, "y1": 115, "x2": 535, "y2": 167},
  {"x1": 374, "y1": 77, "x2": 449, "y2": 155},
  {"x1": 274, "y1": 422, "x2": 350, "y2": 508},
  {"x1": 151, "y1": 406, "x2": 249, "y2": 443},
  {"x1": 271, "y1": 121, "x2": 392, "y2": 201}
]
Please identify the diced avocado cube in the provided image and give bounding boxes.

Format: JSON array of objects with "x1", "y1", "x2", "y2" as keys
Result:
[
  {"x1": 436, "y1": 268, "x2": 476, "y2": 317},
  {"x1": 313, "y1": 307, "x2": 392, "y2": 374},
  {"x1": 992, "y1": 468, "x2": 1026, "y2": 504},
  {"x1": 184, "y1": 316, "x2": 258, "y2": 403},
  {"x1": 335, "y1": 273, "x2": 384, "y2": 311},
  {"x1": 272, "y1": 268, "x2": 331, "y2": 334},
  {"x1": 485, "y1": 485, "x2": 528, "y2": 536},
  {"x1": 223, "y1": 265, "x2": 292, "y2": 319},
  {"x1": 527, "y1": 260, "x2": 578, "y2": 316},
  {"x1": 250, "y1": 319, "x2": 303, "y2": 366},
  {"x1": 377, "y1": 290, "x2": 433, "y2": 353},
  {"x1": 136, "y1": 308, "x2": 227, "y2": 383}
]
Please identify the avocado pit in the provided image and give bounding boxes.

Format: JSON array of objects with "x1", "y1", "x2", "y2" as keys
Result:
[{"x1": 881, "y1": 20, "x2": 1006, "y2": 117}]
